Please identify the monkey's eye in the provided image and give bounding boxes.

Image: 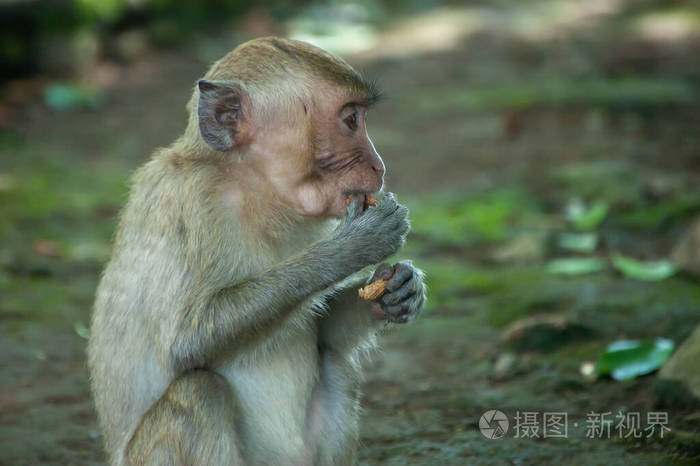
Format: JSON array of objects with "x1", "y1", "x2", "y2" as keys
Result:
[{"x1": 344, "y1": 111, "x2": 358, "y2": 131}]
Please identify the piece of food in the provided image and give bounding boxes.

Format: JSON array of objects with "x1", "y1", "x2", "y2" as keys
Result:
[
  {"x1": 345, "y1": 194, "x2": 378, "y2": 209},
  {"x1": 358, "y1": 263, "x2": 393, "y2": 301},
  {"x1": 358, "y1": 279, "x2": 388, "y2": 300}
]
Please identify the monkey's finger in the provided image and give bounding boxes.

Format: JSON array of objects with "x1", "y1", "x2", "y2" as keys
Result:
[
  {"x1": 385, "y1": 263, "x2": 413, "y2": 292},
  {"x1": 383, "y1": 304, "x2": 412, "y2": 323},
  {"x1": 380, "y1": 287, "x2": 416, "y2": 306},
  {"x1": 346, "y1": 195, "x2": 365, "y2": 219},
  {"x1": 382, "y1": 192, "x2": 396, "y2": 204},
  {"x1": 392, "y1": 217, "x2": 410, "y2": 236},
  {"x1": 371, "y1": 263, "x2": 394, "y2": 282},
  {"x1": 378, "y1": 193, "x2": 397, "y2": 215},
  {"x1": 383, "y1": 291, "x2": 422, "y2": 320}
]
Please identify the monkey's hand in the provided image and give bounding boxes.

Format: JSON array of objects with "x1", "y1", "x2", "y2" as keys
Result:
[
  {"x1": 332, "y1": 193, "x2": 409, "y2": 274},
  {"x1": 374, "y1": 260, "x2": 426, "y2": 324}
]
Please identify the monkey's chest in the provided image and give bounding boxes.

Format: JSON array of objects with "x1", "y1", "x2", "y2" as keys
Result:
[{"x1": 215, "y1": 324, "x2": 320, "y2": 463}]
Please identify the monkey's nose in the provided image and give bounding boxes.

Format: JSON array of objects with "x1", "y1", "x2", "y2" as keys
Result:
[{"x1": 370, "y1": 155, "x2": 385, "y2": 178}]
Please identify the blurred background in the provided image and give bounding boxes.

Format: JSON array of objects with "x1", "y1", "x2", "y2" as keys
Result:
[{"x1": 1, "y1": 0, "x2": 700, "y2": 464}]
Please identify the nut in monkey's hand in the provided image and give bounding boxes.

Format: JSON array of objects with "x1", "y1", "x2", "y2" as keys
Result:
[{"x1": 358, "y1": 263, "x2": 393, "y2": 300}]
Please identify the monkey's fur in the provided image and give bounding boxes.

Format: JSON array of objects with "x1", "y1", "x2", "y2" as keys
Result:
[{"x1": 88, "y1": 37, "x2": 425, "y2": 466}]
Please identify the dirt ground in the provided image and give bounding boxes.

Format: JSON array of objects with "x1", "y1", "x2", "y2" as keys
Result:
[{"x1": 1, "y1": 3, "x2": 700, "y2": 465}]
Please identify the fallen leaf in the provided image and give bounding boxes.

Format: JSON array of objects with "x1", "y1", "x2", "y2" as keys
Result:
[
  {"x1": 74, "y1": 322, "x2": 90, "y2": 340},
  {"x1": 43, "y1": 83, "x2": 104, "y2": 112},
  {"x1": 557, "y1": 232, "x2": 598, "y2": 253},
  {"x1": 566, "y1": 199, "x2": 609, "y2": 230},
  {"x1": 596, "y1": 338, "x2": 674, "y2": 381},
  {"x1": 546, "y1": 257, "x2": 606, "y2": 275},
  {"x1": 612, "y1": 253, "x2": 677, "y2": 281}
]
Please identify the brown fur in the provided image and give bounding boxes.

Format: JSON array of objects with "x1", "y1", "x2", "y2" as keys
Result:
[{"x1": 88, "y1": 37, "x2": 422, "y2": 466}]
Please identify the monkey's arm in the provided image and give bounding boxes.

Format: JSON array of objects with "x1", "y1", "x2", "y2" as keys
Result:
[
  {"x1": 319, "y1": 261, "x2": 426, "y2": 354},
  {"x1": 169, "y1": 196, "x2": 408, "y2": 372},
  {"x1": 171, "y1": 242, "x2": 357, "y2": 370}
]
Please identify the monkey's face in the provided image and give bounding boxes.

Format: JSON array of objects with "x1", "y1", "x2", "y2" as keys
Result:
[
  {"x1": 196, "y1": 78, "x2": 384, "y2": 219},
  {"x1": 306, "y1": 97, "x2": 385, "y2": 218},
  {"x1": 248, "y1": 88, "x2": 386, "y2": 219}
]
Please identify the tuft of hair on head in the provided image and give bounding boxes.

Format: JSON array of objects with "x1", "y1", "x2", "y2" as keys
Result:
[
  {"x1": 361, "y1": 77, "x2": 383, "y2": 107},
  {"x1": 206, "y1": 37, "x2": 382, "y2": 105}
]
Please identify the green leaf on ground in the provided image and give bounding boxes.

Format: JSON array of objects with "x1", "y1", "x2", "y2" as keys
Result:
[
  {"x1": 557, "y1": 232, "x2": 598, "y2": 252},
  {"x1": 566, "y1": 200, "x2": 609, "y2": 230},
  {"x1": 612, "y1": 254, "x2": 677, "y2": 281},
  {"x1": 43, "y1": 83, "x2": 104, "y2": 111},
  {"x1": 546, "y1": 257, "x2": 606, "y2": 275},
  {"x1": 73, "y1": 321, "x2": 90, "y2": 340},
  {"x1": 596, "y1": 338, "x2": 674, "y2": 381}
]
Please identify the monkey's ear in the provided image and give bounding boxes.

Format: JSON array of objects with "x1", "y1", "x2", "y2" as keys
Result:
[{"x1": 197, "y1": 79, "x2": 250, "y2": 152}]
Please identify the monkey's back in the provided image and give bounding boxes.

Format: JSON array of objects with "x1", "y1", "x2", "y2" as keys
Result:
[
  {"x1": 88, "y1": 154, "x2": 207, "y2": 464},
  {"x1": 87, "y1": 151, "x2": 338, "y2": 464}
]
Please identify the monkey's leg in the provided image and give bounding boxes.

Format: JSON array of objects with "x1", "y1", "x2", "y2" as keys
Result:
[
  {"x1": 312, "y1": 275, "x2": 398, "y2": 465},
  {"x1": 126, "y1": 370, "x2": 242, "y2": 466},
  {"x1": 307, "y1": 347, "x2": 362, "y2": 466}
]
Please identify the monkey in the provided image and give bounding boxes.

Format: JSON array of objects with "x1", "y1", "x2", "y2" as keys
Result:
[{"x1": 87, "y1": 37, "x2": 426, "y2": 466}]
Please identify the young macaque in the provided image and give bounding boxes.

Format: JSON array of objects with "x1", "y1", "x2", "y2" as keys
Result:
[{"x1": 88, "y1": 37, "x2": 426, "y2": 466}]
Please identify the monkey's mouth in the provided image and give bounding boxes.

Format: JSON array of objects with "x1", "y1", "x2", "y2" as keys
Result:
[{"x1": 344, "y1": 193, "x2": 378, "y2": 210}]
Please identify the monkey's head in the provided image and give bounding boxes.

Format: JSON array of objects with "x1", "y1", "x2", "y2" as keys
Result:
[{"x1": 191, "y1": 37, "x2": 385, "y2": 218}]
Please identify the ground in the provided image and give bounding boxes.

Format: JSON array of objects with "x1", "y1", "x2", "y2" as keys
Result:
[{"x1": 1, "y1": 2, "x2": 700, "y2": 465}]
